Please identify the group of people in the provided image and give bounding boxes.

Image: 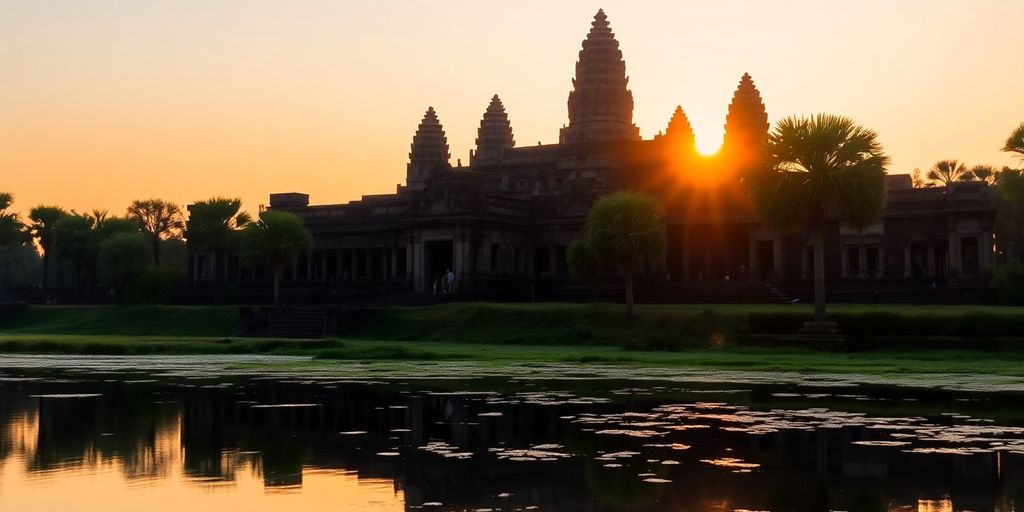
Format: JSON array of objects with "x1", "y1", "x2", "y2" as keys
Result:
[{"x1": 432, "y1": 269, "x2": 456, "y2": 295}]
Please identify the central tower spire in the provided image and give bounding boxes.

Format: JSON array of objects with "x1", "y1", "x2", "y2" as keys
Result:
[{"x1": 559, "y1": 9, "x2": 640, "y2": 144}]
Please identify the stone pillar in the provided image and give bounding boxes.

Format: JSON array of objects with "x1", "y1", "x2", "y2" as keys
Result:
[
  {"x1": 840, "y1": 243, "x2": 849, "y2": 278},
  {"x1": 350, "y1": 249, "x2": 358, "y2": 282},
  {"x1": 926, "y1": 243, "x2": 935, "y2": 277},
  {"x1": 773, "y1": 236, "x2": 783, "y2": 276},
  {"x1": 981, "y1": 231, "x2": 993, "y2": 268},
  {"x1": 549, "y1": 245, "x2": 558, "y2": 276},
  {"x1": 748, "y1": 237, "x2": 758, "y2": 283},
  {"x1": 903, "y1": 245, "x2": 911, "y2": 278},
  {"x1": 406, "y1": 241, "x2": 414, "y2": 281},
  {"x1": 391, "y1": 248, "x2": 398, "y2": 280},
  {"x1": 412, "y1": 241, "x2": 424, "y2": 293},
  {"x1": 682, "y1": 229, "x2": 691, "y2": 282},
  {"x1": 858, "y1": 246, "x2": 867, "y2": 278},
  {"x1": 948, "y1": 232, "x2": 959, "y2": 276}
]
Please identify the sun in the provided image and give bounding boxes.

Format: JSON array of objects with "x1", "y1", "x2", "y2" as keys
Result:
[{"x1": 696, "y1": 136, "x2": 722, "y2": 156}]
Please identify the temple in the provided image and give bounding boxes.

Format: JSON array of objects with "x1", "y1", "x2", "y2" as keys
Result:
[{"x1": 190, "y1": 10, "x2": 997, "y2": 303}]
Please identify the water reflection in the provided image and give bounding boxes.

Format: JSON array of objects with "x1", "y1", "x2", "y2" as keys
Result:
[{"x1": 0, "y1": 372, "x2": 1022, "y2": 511}]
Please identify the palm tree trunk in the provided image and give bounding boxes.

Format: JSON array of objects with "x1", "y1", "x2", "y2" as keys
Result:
[
  {"x1": 813, "y1": 226, "x2": 827, "y2": 322},
  {"x1": 42, "y1": 252, "x2": 49, "y2": 289},
  {"x1": 273, "y1": 267, "x2": 282, "y2": 307},
  {"x1": 624, "y1": 269, "x2": 635, "y2": 319}
]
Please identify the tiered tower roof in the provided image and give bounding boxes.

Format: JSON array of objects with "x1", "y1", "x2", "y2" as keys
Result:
[
  {"x1": 663, "y1": 105, "x2": 696, "y2": 148},
  {"x1": 559, "y1": 9, "x2": 640, "y2": 144},
  {"x1": 723, "y1": 73, "x2": 770, "y2": 150},
  {"x1": 406, "y1": 107, "x2": 450, "y2": 189},
  {"x1": 472, "y1": 95, "x2": 515, "y2": 165}
]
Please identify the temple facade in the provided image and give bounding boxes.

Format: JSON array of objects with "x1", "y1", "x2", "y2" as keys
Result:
[{"x1": 191, "y1": 10, "x2": 996, "y2": 303}]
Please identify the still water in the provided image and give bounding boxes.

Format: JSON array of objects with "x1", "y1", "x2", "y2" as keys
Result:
[{"x1": 1, "y1": 360, "x2": 1023, "y2": 511}]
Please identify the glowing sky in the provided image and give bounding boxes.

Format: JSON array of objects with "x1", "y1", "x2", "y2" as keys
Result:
[{"x1": 2, "y1": 0, "x2": 1022, "y2": 216}]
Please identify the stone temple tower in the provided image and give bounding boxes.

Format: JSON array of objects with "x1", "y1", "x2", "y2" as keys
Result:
[
  {"x1": 471, "y1": 95, "x2": 515, "y2": 165},
  {"x1": 559, "y1": 9, "x2": 641, "y2": 144},
  {"x1": 722, "y1": 73, "x2": 770, "y2": 152},
  {"x1": 406, "y1": 107, "x2": 450, "y2": 191},
  {"x1": 661, "y1": 105, "x2": 697, "y2": 151}
]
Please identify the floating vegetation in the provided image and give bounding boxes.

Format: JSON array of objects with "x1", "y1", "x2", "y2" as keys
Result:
[
  {"x1": 29, "y1": 393, "x2": 101, "y2": 398},
  {"x1": 700, "y1": 457, "x2": 760, "y2": 470}
]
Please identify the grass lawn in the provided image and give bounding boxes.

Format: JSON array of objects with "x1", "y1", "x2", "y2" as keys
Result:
[{"x1": 1, "y1": 303, "x2": 1023, "y2": 375}]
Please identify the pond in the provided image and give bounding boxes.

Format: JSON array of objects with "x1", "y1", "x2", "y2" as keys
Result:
[{"x1": 0, "y1": 355, "x2": 1022, "y2": 511}]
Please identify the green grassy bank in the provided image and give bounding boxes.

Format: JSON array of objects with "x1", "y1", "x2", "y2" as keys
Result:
[
  {"x1": 1, "y1": 303, "x2": 1023, "y2": 375},
  {"x1": 0, "y1": 305, "x2": 238, "y2": 337}
]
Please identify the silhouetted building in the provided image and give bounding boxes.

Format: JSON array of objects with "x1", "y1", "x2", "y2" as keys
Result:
[{"x1": 190, "y1": 10, "x2": 996, "y2": 302}]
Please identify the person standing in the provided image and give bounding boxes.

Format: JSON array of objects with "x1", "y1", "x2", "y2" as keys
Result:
[{"x1": 445, "y1": 269, "x2": 455, "y2": 295}]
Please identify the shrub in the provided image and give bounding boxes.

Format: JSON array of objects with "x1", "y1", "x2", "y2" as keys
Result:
[{"x1": 992, "y1": 263, "x2": 1024, "y2": 305}]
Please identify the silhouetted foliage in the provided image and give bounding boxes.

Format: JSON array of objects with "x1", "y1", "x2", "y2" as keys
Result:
[
  {"x1": 927, "y1": 159, "x2": 972, "y2": 187},
  {"x1": 970, "y1": 164, "x2": 999, "y2": 185},
  {"x1": 98, "y1": 233, "x2": 152, "y2": 302},
  {"x1": 186, "y1": 197, "x2": 251, "y2": 285},
  {"x1": 127, "y1": 199, "x2": 185, "y2": 266},
  {"x1": 28, "y1": 205, "x2": 67, "y2": 288},
  {"x1": 747, "y1": 114, "x2": 888, "y2": 322},
  {"x1": 53, "y1": 214, "x2": 95, "y2": 295},
  {"x1": 566, "y1": 237, "x2": 601, "y2": 301},
  {"x1": 579, "y1": 192, "x2": 666, "y2": 318},
  {"x1": 1002, "y1": 122, "x2": 1024, "y2": 160},
  {"x1": 241, "y1": 210, "x2": 312, "y2": 307},
  {"x1": 0, "y1": 193, "x2": 36, "y2": 299}
]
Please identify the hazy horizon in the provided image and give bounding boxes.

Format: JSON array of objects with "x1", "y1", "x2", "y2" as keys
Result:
[{"x1": 3, "y1": 0, "x2": 1023, "y2": 217}]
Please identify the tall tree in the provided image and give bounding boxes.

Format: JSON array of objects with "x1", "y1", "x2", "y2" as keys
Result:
[
  {"x1": 0, "y1": 193, "x2": 31, "y2": 300},
  {"x1": 185, "y1": 197, "x2": 252, "y2": 284},
  {"x1": 927, "y1": 159, "x2": 972, "y2": 187},
  {"x1": 98, "y1": 232, "x2": 152, "y2": 303},
  {"x1": 1002, "y1": 122, "x2": 1024, "y2": 160},
  {"x1": 747, "y1": 114, "x2": 888, "y2": 323},
  {"x1": 240, "y1": 210, "x2": 312, "y2": 307},
  {"x1": 53, "y1": 214, "x2": 96, "y2": 296},
  {"x1": 28, "y1": 205, "x2": 66, "y2": 288},
  {"x1": 970, "y1": 164, "x2": 999, "y2": 185},
  {"x1": 910, "y1": 168, "x2": 932, "y2": 188},
  {"x1": 0, "y1": 193, "x2": 26, "y2": 247},
  {"x1": 127, "y1": 199, "x2": 185, "y2": 265},
  {"x1": 579, "y1": 192, "x2": 666, "y2": 318}
]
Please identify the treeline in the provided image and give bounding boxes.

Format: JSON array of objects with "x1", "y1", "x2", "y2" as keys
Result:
[
  {"x1": 0, "y1": 197, "x2": 190, "y2": 303},
  {"x1": 0, "y1": 195, "x2": 312, "y2": 306}
]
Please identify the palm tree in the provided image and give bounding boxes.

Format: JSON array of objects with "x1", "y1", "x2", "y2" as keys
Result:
[
  {"x1": 241, "y1": 211, "x2": 312, "y2": 307},
  {"x1": 28, "y1": 205, "x2": 67, "y2": 288},
  {"x1": 126, "y1": 199, "x2": 185, "y2": 266},
  {"x1": 53, "y1": 214, "x2": 96, "y2": 296},
  {"x1": 0, "y1": 193, "x2": 26, "y2": 247},
  {"x1": 747, "y1": 114, "x2": 888, "y2": 323},
  {"x1": 927, "y1": 159, "x2": 971, "y2": 187},
  {"x1": 185, "y1": 197, "x2": 252, "y2": 284},
  {"x1": 579, "y1": 192, "x2": 666, "y2": 318},
  {"x1": 970, "y1": 164, "x2": 999, "y2": 185},
  {"x1": 1002, "y1": 122, "x2": 1024, "y2": 160}
]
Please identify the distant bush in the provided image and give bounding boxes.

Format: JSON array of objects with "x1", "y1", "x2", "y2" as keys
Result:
[
  {"x1": 992, "y1": 263, "x2": 1024, "y2": 305},
  {"x1": 750, "y1": 309, "x2": 1024, "y2": 337},
  {"x1": 122, "y1": 267, "x2": 183, "y2": 304}
]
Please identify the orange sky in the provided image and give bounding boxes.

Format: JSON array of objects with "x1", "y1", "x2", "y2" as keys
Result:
[{"x1": 2, "y1": 1, "x2": 1023, "y2": 217}]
